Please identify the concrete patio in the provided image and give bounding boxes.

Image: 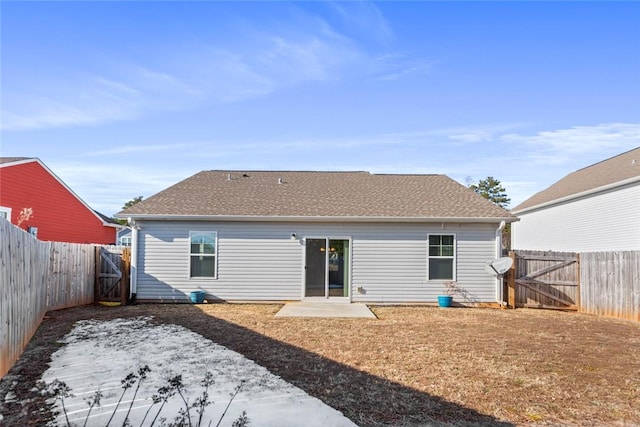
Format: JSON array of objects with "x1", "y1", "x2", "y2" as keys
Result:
[{"x1": 275, "y1": 302, "x2": 377, "y2": 318}]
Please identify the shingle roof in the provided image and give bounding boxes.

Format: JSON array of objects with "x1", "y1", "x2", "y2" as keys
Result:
[
  {"x1": 94, "y1": 210, "x2": 122, "y2": 226},
  {"x1": 0, "y1": 157, "x2": 33, "y2": 165},
  {"x1": 120, "y1": 170, "x2": 516, "y2": 221},
  {"x1": 513, "y1": 147, "x2": 640, "y2": 213}
]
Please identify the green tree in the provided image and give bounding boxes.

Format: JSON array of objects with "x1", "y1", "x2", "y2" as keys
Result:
[
  {"x1": 469, "y1": 177, "x2": 512, "y2": 249},
  {"x1": 112, "y1": 196, "x2": 144, "y2": 225},
  {"x1": 469, "y1": 176, "x2": 510, "y2": 209},
  {"x1": 122, "y1": 196, "x2": 144, "y2": 210}
]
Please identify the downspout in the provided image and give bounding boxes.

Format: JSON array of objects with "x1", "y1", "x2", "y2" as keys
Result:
[
  {"x1": 495, "y1": 221, "x2": 506, "y2": 306},
  {"x1": 129, "y1": 218, "x2": 138, "y2": 301}
]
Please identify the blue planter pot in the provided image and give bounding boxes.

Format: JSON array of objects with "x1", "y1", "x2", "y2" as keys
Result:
[
  {"x1": 438, "y1": 295, "x2": 453, "y2": 308},
  {"x1": 190, "y1": 290, "x2": 206, "y2": 304}
]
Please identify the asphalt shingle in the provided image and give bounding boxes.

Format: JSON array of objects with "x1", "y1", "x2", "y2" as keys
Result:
[
  {"x1": 120, "y1": 170, "x2": 516, "y2": 220},
  {"x1": 513, "y1": 147, "x2": 640, "y2": 213}
]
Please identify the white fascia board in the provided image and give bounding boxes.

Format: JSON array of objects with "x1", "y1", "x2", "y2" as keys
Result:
[
  {"x1": 116, "y1": 214, "x2": 518, "y2": 224},
  {"x1": 103, "y1": 222, "x2": 125, "y2": 229},
  {"x1": 513, "y1": 175, "x2": 640, "y2": 215},
  {"x1": 0, "y1": 158, "x2": 39, "y2": 168}
]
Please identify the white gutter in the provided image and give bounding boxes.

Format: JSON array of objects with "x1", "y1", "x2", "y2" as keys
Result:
[
  {"x1": 495, "y1": 220, "x2": 506, "y2": 306},
  {"x1": 512, "y1": 175, "x2": 640, "y2": 215},
  {"x1": 129, "y1": 217, "x2": 138, "y2": 298},
  {"x1": 115, "y1": 214, "x2": 518, "y2": 224}
]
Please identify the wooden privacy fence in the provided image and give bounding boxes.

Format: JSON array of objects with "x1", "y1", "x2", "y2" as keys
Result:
[
  {"x1": 580, "y1": 251, "x2": 639, "y2": 322},
  {"x1": 0, "y1": 219, "x2": 130, "y2": 378},
  {"x1": 506, "y1": 249, "x2": 640, "y2": 321},
  {"x1": 506, "y1": 250, "x2": 580, "y2": 310}
]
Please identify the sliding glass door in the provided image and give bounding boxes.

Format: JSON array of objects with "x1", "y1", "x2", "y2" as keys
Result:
[{"x1": 305, "y1": 238, "x2": 350, "y2": 299}]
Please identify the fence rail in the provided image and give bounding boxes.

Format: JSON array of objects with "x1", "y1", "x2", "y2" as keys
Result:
[
  {"x1": 0, "y1": 219, "x2": 97, "y2": 378},
  {"x1": 509, "y1": 249, "x2": 640, "y2": 321},
  {"x1": 96, "y1": 246, "x2": 131, "y2": 304},
  {"x1": 508, "y1": 250, "x2": 579, "y2": 310}
]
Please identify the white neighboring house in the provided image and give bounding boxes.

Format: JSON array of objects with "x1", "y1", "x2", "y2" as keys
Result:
[
  {"x1": 117, "y1": 171, "x2": 517, "y2": 304},
  {"x1": 511, "y1": 147, "x2": 640, "y2": 252},
  {"x1": 117, "y1": 227, "x2": 132, "y2": 247}
]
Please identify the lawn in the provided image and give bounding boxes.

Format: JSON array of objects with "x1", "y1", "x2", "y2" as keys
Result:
[{"x1": 1, "y1": 303, "x2": 639, "y2": 426}]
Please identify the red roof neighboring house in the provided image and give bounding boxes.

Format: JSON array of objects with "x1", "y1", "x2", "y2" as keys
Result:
[{"x1": 0, "y1": 157, "x2": 120, "y2": 244}]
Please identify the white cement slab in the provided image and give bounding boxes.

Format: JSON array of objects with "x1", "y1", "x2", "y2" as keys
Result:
[
  {"x1": 275, "y1": 302, "x2": 377, "y2": 318},
  {"x1": 40, "y1": 317, "x2": 358, "y2": 427}
]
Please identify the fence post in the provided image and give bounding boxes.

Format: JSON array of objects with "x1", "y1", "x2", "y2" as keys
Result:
[
  {"x1": 94, "y1": 246, "x2": 100, "y2": 304},
  {"x1": 120, "y1": 247, "x2": 131, "y2": 306},
  {"x1": 575, "y1": 253, "x2": 581, "y2": 312},
  {"x1": 507, "y1": 250, "x2": 516, "y2": 309}
]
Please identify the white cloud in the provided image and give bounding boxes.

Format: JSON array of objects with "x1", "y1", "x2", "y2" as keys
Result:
[
  {"x1": 258, "y1": 36, "x2": 352, "y2": 82},
  {"x1": 49, "y1": 161, "x2": 196, "y2": 217},
  {"x1": 330, "y1": 1, "x2": 393, "y2": 45},
  {"x1": 0, "y1": 96, "x2": 135, "y2": 131},
  {"x1": 0, "y1": 65, "x2": 201, "y2": 131},
  {"x1": 93, "y1": 78, "x2": 142, "y2": 98},
  {"x1": 448, "y1": 131, "x2": 494, "y2": 143},
  {"x1": 269, "y1": 122, "x2": 640, "y2": 208},
  {"x1": 1, "y1": 4, "x2": 434, "y2": 132},
  {"x1": 81, "y1": 143, "x2": 198, "y2": 157},
  {"x1": 1, "y1": 6, "x2": 366, "y2": 132},
  {"x1": 43, "y1": 122, "x2": 639, "y2": 214},
  {"x1": 371, "y1": 54, "x2": 436, "y2": 81},
  {"x1": 501, "y1": 123, "x2": 640, "y2": 164}
]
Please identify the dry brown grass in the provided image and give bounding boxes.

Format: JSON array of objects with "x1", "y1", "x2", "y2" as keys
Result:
[{"x1": 1, "y1": 303, "x2": 639, "y2": 426}]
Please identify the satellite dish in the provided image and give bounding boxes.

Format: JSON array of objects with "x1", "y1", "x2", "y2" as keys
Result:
[{"x1": 484, "y1": 257, "x2": 513, "y2": 277}]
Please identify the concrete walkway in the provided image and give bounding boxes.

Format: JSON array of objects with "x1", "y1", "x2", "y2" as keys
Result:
[{"x1": 275, "y1": 302, "x2": 377, "y2": 318}]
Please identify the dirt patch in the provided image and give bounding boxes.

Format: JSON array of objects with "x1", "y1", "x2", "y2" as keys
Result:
[{"x1": 1, "y1": 304, "x2": 639, "y2": 426}]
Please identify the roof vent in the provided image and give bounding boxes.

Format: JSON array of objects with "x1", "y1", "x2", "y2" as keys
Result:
[
  {"x1": 632, "y1": 159, "x2": 637, "y2": 165},
  {"x1": 227, "y1": 173, "x2": 231, "y2": 181},
  {"x1": 278, "y1": 177, "x2": 283, "y2": 185}
]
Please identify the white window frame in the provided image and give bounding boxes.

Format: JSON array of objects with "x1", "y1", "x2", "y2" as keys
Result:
[
  {"x1": 301, "y1": 236, "x2": 353, "y2": 301},
  {"x1": 427, "y1": 233, "x2": 456, "y2": 281},
  {"x1": 0, "y1": 206, "x2": 11, "y2": 221},
  {"x1": 120, "y1": 236, "x2": 132, "y2": 247},
  {"x1": 189, "y1": 231, "x2": 218, "y2": 279}
]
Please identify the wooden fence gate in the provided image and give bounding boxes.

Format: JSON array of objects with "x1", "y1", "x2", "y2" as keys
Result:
[
  {"x1": 505, "y1": 250, "x2": 580, "y2": 310},
  {"x1": 95, "y1": 246, "x2": 131, "y2": 305}
]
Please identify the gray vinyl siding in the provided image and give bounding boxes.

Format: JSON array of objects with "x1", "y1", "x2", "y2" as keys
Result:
[
  {"x1": 137, "y1": 222, "x2": 303, "y2": 301},
  {"x1": 135, "y1": 220, "x2": 500, "y2": 303},
  {"x1": 350, "y1": 224, "x2": 498, "y2": 303},
  {"x1": 512, "y1": 183, "x2": 640, "y2": 252}
]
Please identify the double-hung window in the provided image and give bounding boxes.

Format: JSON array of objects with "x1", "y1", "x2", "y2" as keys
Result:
[
  {"x1": 190, "y1": 231, "x2": 217, "y2": 278},
  {"x1": 0, "y1": 206, "x2": 11, "y2": 221},
  {"x1": 428, "y1": 234, "x2": 455, "y2": 280}
]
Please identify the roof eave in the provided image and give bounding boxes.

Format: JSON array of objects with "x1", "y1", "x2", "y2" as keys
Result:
[
  {"x1": 0, "y1": 157, "x2": 37, "y2": 167},
  {"x1": 103, "y1": 222, "x2": 126, "y2": 229},
  {"x1": 513, "y1": 175, "x2": 640, "y2": 215},
  {"x1": 116, "y1": 214, "x2": 519, "y2": 224}
]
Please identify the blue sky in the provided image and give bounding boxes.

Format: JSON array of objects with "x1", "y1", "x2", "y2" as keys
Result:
[{"x1": 1, "y1": 1, "x2": 639, "y2": 217}]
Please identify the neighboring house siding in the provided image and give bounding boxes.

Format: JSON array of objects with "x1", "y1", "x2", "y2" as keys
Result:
[
  {"x1": 135, "y1": 220, "x2": 500, "y2": 303},
  {"x1": 0, "y1": 161, "x2": 117, "y2": 244},
  {"x1": 512, "y1": 183, "x2": 640, "y2": 252}
]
